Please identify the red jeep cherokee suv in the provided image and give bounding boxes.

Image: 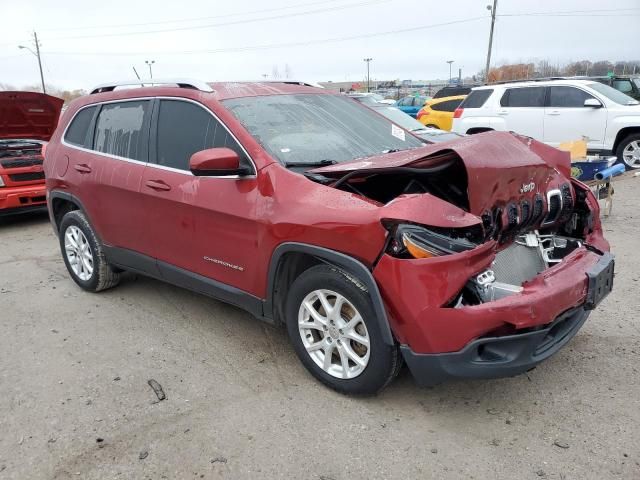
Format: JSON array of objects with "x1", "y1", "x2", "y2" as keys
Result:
[
  {"x1": 1, "y1": 91, "x2": 63, "y2": 215},
  {"x1": 44, "y1": 79, "x2": 614, "y2": 394}
]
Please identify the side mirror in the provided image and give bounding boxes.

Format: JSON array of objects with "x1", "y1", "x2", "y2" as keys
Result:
[
  {"x1": 189, "y1": 148, "x2": 250, "y2": 176},
  {"x1": 584, "y1": 98, "x2": 602, "y2": 108}
]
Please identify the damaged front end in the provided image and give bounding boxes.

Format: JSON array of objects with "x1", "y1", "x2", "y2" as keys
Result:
[{"x1": 309, "y1": 131, "x2": 614, "y2": 385}]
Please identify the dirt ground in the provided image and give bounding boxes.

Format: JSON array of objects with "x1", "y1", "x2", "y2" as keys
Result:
[{"x1": 0, "y1": 178, "x2": 638, "y2": 480}]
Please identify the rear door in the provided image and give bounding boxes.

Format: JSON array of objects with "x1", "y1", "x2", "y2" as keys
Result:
[
  {"x1": 497, "y1": 86, "x2": 545, "y2": 139},
  {"x1": 141, "y1": 98, "x2": 259, "y2": 293},
  {"x1": 543, "y1": 86, "x2": 607, "y2": 149},
  {"x1": 63, "y1": 100, "x2": 153, "y2": 257}
]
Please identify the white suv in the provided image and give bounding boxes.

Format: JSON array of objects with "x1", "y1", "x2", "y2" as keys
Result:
[{"x1": 451, "y1": 79, "x2": 640, "y2": 169}]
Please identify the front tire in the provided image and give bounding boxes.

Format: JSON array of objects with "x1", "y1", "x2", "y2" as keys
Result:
[
  {"x1": 616, "y1": 133, "x2": 640, "y2": 169},
  {"x1": 59, "y1": 210, "x2": 120, "y2": 292},
  {"x1": 285, "y1": 265, "x2": 401, "y2": 395}
]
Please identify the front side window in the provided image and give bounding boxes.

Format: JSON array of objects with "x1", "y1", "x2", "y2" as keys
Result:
[
  {"x1": 64, "y1": 106, "x2": 97, "y2": 147},
  {"x1": 94, "y1": 101, "x2": 150, "y2": 161},
  {"x1": 155, "y1": 100, "x2": 248, "y2": 171},
  {"x1": 548, "y1": 86, "x2": 594, "y2": 107},
  {"x1": 223, "y1": 94, "x2": 424, "y2": 166},
  {"x1": 501, "y1": 87, "x2": 545, "y2": 107}
]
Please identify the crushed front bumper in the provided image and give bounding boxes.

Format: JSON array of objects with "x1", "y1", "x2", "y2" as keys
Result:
[
  {"x1": 401, "y1": 306, "x2": 589, "y2": 386},
  {"x1": 374, "y1": 244, "x2": 614, "y2": 385}
]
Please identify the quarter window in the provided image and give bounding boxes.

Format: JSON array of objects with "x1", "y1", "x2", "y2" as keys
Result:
[
  {"x1": 64, "y1": 106, "x2": 97, "y2": 147},
  {"x1": 430, "y1": 99, "x2": 462, "y2": 112},
  {"x1": 500, "y1": 87, "x2": 545, "y2": 107},
  {"x1": 93, "y1": 101, "x2": 151, "y2": 161},
  {"x1": 548, "y1": 86, "x2": 595, "y2": 107},
  {"x1": 459, "y1": 89, "x2": 492, "y2": 108},
  {"x1": 155, "y1": 100, "x2": 248, "y2": 171}
]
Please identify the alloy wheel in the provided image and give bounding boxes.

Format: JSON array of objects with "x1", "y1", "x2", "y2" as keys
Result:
[
  {"x1": 622, "y1": 140, "x2": 640, "y2": 168},
  {"x1": 64, "y1": 225, "x2": 94, "y2": 281},
  {"x1": 298, "y1": 289, "x2": 370, "y2": 379}
]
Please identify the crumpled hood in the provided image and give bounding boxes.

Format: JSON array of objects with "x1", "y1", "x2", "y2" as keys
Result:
[
  {"x1": 0, "y1": 91, "x2": 64, "y2": 141},
  {"x1": 311, "y1": 131, "x2": 571, "y2": 216}
]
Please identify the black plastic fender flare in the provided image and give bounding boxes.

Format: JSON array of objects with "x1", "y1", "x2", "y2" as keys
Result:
[{"x1": 264, "y1": 242, "x2": 395, "y2": 346}]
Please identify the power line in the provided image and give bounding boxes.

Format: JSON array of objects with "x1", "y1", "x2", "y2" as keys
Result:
[
  {"x1": 40, "y1": 16, "x2": 486, "y2": 57},
  {"x1": 498, "y1": 7, "x2": 640, "y2": 17},
  {"x1": 39, "y1": 0, "x2": 359, "y2": 31},
  {"x1": 44, "y1": 0, "x2": 391, "y2": 41}
]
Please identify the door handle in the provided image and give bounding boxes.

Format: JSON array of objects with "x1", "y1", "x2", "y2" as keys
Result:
[
  {"x1": 497, "y1": 110, "x2": 508, "y2": 115},
  {"x1": 74, "y1": 163, "x2": 92, "y2": 174},
  {"x1": 145, "y1": 179, "x2": 172, "y2": 191},
  {"x1": 547, "y1": 110, "x2": 561, "y2": 115}
]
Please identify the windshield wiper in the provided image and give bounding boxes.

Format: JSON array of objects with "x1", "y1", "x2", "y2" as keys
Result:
[{"x1": 283, "y1": 159, "x2": 337, "y2": 168}]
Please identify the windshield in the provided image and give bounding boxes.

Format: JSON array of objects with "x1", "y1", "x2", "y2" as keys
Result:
[
  {"x1": 589, "y1": 82, "x2": 639, "y2": 105},
  {"x1": 371, "y1": 106, "x2": 425, "y2": 131},
  {"x1": 223, "y1": 94, "x2": 424, "y2": 165}
]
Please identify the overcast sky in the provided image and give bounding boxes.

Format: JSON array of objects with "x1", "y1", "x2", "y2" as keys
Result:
[{"x1": 1, "y1": 0, "x2": 638, "y2": 90}]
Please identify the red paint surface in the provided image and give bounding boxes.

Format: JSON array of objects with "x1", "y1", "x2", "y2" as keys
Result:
[{"x1": 45, "y1": 83, "x2": 610, "y2": 355}]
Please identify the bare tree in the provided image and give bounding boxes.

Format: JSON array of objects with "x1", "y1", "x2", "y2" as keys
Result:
[{"x1": 271, "y1": 65, "x2": 281, "y2": 80}]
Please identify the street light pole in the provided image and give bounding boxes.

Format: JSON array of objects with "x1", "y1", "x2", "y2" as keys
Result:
[
  {"x1": 484, "y1": 0, "x2": 498, "y2": 83},
  {"x1": 446, "y1": 60, "x2": 454, "y2": 83},
  {"x1": 145, "y1": 60, "x2": 155, "y2": 79},
  {"x1": 18, "y1": 31, "x2": 46, "y2": 94},
  {"x1": 363, "y1": 58, "x2": 372, "y2": 92}
]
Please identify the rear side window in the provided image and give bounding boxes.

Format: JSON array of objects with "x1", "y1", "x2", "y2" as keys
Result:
[
  {"x1": 500, "y1": 87, "x2": 545, "y2": 107},
  {"x1": 64, "y1": 106, "x2": 97, "y2": 147},
  {"x1": 94, "y1": 101, "x2": 151, "y2": 161},
  {"x1": 459, "y1": 89, "x2": 493, "y2": 108},
  {"x1": 155, "y1": 99, "x2": 248, "y2": 171},
  {"x1": 548, "y1": 87, "x2": 594, "y2": 107},
  {"x1": 430, "y1": 99, "x2": 462, "y2": 112}
]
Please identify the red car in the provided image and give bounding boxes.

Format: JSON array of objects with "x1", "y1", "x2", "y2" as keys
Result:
[
  {"x1": 44, "y1": 79, "x2": 614, "y2": 394},
  {"x1": 0, "y1": 91, "x2": 63, "y2": 215}
]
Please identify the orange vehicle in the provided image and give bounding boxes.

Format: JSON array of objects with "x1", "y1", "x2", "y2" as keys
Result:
[
  {"x1": 0, "y1": 91, "x2": 63, "y2": 215},
  {"x1": 416, "y1": 95, "x2": 466, "y2": 131}
]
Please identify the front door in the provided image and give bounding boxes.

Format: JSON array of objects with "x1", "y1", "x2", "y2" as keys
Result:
[
  {"x1": 141, "y1": 98, "x2": 260, "y2": 295},
  {"x1": 543, "y1": 86, "x2": 608, "y2": 149}
]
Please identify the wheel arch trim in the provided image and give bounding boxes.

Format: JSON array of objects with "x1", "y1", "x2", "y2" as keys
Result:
[{"x1": 264, "y1": 242, "x2": 395, "y2": 345}]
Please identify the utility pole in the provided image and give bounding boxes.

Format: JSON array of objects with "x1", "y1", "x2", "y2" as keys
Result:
[
  {"x1": 145, "y1": 60, "x2": 155, "y2": 79},
  {"x1": 484, "y1": 0, "x2": 498, "y2": 83},
  {"x1": 19, "y1": 31, "x2": 46, "y2": 94},
  {"x1": 363, "y1": 58, "x2": 372, "y2": 92},
  {"x1": 446, "y1": 60, "x2": 454, "y2": 83}
]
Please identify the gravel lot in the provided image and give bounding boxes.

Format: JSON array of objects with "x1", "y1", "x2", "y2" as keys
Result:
[{"x1": 1, "y1": 178, "x2": 638, "y2": 480}]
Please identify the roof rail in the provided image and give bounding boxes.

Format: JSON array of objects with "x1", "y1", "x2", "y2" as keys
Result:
[
  {"x1": 487, "y1": 77, "x2": 574, "y2": 85},
  {"x1": 90, "y1": 78, "x2": 213, "y2": 95},
  {"x1": 254, "y1": 80, "x2": 324, "y2": 89}
]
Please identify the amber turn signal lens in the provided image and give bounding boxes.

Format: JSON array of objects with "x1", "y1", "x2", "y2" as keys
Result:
[{"x1": 402, "y1": 234, "x2": 436, "y2": 259}]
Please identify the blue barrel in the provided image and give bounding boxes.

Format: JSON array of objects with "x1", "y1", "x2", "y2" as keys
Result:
[{"x1": 570, "y1": 157, "x2": 616, "y2": 181}]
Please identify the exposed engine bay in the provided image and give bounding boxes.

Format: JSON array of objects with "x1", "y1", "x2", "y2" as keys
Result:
[{"x1": 452, "y1": 230, "x2": 584, "y2": 307}]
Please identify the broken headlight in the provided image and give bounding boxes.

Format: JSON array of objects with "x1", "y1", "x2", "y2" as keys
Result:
[{"x1": 385, "y1": 223, "x2": 479, "y2": 259}]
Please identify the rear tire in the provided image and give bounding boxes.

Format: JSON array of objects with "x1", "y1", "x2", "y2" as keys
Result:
[
  {"x1": 615, "y1": 133, "x2": 640, "y2": 169},
  {"x1": 285, "y1": 264, "x2": 401, "y2": 395},
  {"x1": 59, "y1": 210, "x2": 120, "y2": 292},
  {"x1": 425, "y1": 124, "x2": 439, "y2": 129}
]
